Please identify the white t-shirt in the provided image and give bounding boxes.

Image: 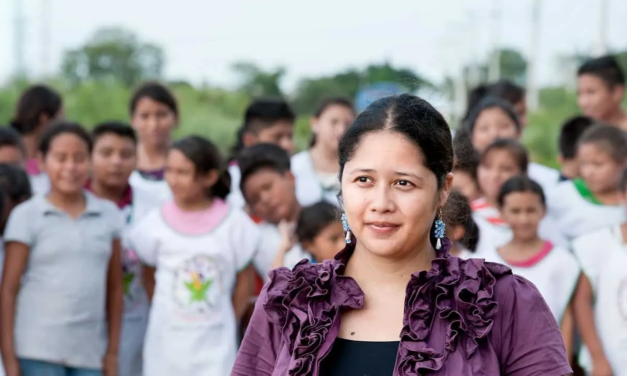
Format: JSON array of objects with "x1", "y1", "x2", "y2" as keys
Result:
[
  {"x1": 226, "y1": 164, "x2": 246, "y2": 210},
  {"x1": 129, "y1": 170, "x2": 172, "y2": 204},
  {"x1": 28, "y1": 173, "x2": 50, "y2": 196},
  {"x1": 572, "y1": 225, "x2": 627, "y2": 374},
  {"x1": 471, "y1": 198, "x2": 568, "y2": 257},
  {"x1": 128, "y1": 207, "x2": 259, "y2": 376},
  {"x1": 257, "y1": 222, "x2": 313, "y2": 272},
  {"x1": 291, "y1": 151, "x2": 340, "y2": 207},
  {"x1": 547, "y1": 181, "x2": 625, "y2": 240},
  {"x1": 482, "y1": 243, "x2": 580, "y2": 324},
  {"x1": 528, "y1": 162, "x2": 559, "y2": 194}
]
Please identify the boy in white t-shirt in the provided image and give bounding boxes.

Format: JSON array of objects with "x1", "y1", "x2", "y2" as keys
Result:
[
  {"x1": 86, "y1": 122, "x2": 161, "y2": 376},
  {"x1": 237, "y1": 143, "x2": 311, "y2": 273}
]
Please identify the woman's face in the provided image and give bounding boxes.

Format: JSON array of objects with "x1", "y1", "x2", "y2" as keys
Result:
[
  {"x1": 341, "y1": 130, "x2": 452, "y2": 259},
  {"x1": 311, "y1": 105, "x2": 354, "y2": 154},
  {"x1": 477, "y1": 149, "x2": 521, "y2": 203},
  {"x1": 471, "y1": 107, "x2": 519, "y2": 152}
]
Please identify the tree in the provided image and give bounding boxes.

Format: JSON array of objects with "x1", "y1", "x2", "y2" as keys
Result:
[
  {"x1": 61, "y1": 27, "x2": 165, "y2": 87},
  {"x1": 498, "y1": 48, "x2": 527, "y2": 84},
  {"x1": 231, "y1": 62, "x2": 285, "y2": 98},
  {"x1": 292, "y1": 63, "x2": 431, "y2": 114}
]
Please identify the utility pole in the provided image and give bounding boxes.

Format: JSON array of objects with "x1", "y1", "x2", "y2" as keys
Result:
[
  {"x1": 526, "y1": 0, "x2": 541, "y2": 111},
  {"x1": 13, "y1": 0, "x2": 26, "y2": 79},
  {"x1": 40, "y1": 0, "x2": 51, "y2": 77},
  {"x1": 488, "y1": 0, "x2": 501, "y2": 82},
  {"x1": 595, "y1": 0, "x2": 608, "y2": 56}
]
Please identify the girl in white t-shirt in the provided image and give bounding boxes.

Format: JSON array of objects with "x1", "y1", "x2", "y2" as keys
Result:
[
  {"x1": 273, "y1": 201, "x2": 346, "y2": 269},
  {"x1": 128, "y1": 136, "x2": 259, "y2": 376},
  {"x1": 483, "y1": 175, "x2": 580, "y2": 356},
  {"x1": 472, "y1": 139, "x2": 566, "y2": 255},
  {"x1": 128, "y1": 82, "x2": 177, "y2": 202},
  {"x1": 571, "y1": 168, "x2": 627, "y2": 376},
  {"x1": 548, "y1": 123, "x2": 627, "y2": 241},
  {"x1": 442, "y1": 190, "x2": 478, "y2": 259},
  {"x1": 292, "y1": 98, "x2": 355, "y2": 207}
]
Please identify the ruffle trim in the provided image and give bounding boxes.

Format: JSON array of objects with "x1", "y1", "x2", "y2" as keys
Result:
[{"x1": 263, "y1": 238, "x2": 510, "y2": 375}]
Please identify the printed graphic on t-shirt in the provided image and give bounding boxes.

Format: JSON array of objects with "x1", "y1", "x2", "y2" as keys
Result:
[
  {"x1": 173, "y1": 255, "x2": 221, "y2": 320},
  {"x1": 122, "y1": 249, "x2": 143, "y2": 312}
]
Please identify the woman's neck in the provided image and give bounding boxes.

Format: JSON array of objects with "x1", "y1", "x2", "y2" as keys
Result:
[
  {"x1": 309, "y1": 144, "x2": 339, "y2": 174},
  {"x1": 137, "y1": 143, "x2": 167, "y2": 171},
  {"x1": 21, "y1": 134, "x2": 40, "y2": 159},
  {"x1": 345, "y1": 238, "x2": 435, "y2": 292},
  {"x1": 89, "y1": 180, "x2": 129, "y2": 203}
]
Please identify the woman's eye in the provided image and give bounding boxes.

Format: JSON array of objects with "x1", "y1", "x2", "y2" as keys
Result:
[
  {"x1": 357, "y1": 177, "x2": 370, "y2": 183},
  {"x1": 396, "y1": 180, "x2": 412, "y2": 187}
]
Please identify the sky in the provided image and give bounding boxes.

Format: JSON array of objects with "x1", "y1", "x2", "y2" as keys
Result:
[{"x1": 1, "y1": 0, "x2": 627, "y2": 92}]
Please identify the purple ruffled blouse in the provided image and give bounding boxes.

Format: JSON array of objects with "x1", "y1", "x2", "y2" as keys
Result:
[{"x1": 232, "y1": 239, "x2": 572, "y2": 376}]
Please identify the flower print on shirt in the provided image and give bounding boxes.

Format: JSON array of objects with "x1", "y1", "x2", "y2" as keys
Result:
[
  {"x1": 173, "y1": 255, "x2": 221, "y2": 320},
  {"x1": 122, "y1": 248, "x2": 143, "y2": 312}
]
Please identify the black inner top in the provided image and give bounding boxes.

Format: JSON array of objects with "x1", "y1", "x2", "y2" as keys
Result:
[{"x1": 319, "y1": 338, "x2": 399, "y2": 376}]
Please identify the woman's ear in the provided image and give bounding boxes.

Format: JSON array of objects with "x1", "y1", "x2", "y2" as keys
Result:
[{"x1": 439, "y1": 172, "x2": 454, "y2": 207}]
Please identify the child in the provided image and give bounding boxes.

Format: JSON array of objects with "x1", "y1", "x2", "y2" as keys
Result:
[
  {"x1": 128, "y1": 82, "x2": 178, "y2": 202},
  {"x1": 548, "y1": 123, "x2": 627, "y2": 240},
  {"x1": 463, "y1": 96, "x2": 521, "y2": 153},
  {"x1": 273, "y1": 201, "x2": 345, "y2": 268},
  {"x1": 452, "y1": 129, "x2": 481, "y2": 201},
  {"x1": 291, "y1": 98, "x2": 354, "y2": 206},
  {"x1": 9, "y1": 85, "x2": 63, "y2": 195},
  {"x1": 127, "y1": 135, "x2": 260, "y2": 376},
  {"x1": 489, "y1": 175, "x2": 579, "y2": 356},
  {"x1": 472, "y1": 139, "x2": 566, "y2": 254},
  {"x1": 237, "y1": 143, "x2": 305, "y2": 274},
  {"x1": 227, "y1": 99, "x2": 296, "y2": 210},
  {"x1": 0, "y1": 122, "x2": 124, "y2": 376},
  {"x1": 442, "y1": 190, "x2": 478, "y2": 259},
  {"x1": 0, "y1": 128, "x2": 26, "y2": 167},
  {"x1": 577, "y1": 55, "x2": 627, "y2": 129},
  {"x1": 571, "y1": 168, "x2": 627, "y2": 375},
  {"x1": 557, "y1": 115, "x2": 595, "y2": 181},
  {"x1": 87, "y1": 122, "x2": 159, "y2": 376},
  {"x1": 465, "y1": 87, "x2": 560, "y2": 192}
]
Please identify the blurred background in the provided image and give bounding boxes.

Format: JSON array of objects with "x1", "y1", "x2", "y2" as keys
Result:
[{"x1": 0, "y1": 0, "x2": 626, "y2": 167}]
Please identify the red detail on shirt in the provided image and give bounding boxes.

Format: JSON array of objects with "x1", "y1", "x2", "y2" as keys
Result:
[
  {"x1": 503, "y1": 241, "x2": 554, "y2": 268},
  {"x1": 85, "y1": 180, "x2": 133, "y2": 209}
]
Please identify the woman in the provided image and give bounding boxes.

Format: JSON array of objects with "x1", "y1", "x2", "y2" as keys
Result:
[
  {"x1": 292, "y1": 98, "x2": 355, "y2": 207},
  {"x1": 232, "y1": 94, "x2": 571, "y2": 375}
]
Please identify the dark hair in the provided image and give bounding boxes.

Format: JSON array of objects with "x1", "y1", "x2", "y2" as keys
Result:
[
  {"x1": 243, "y1": 98, "x2": 296, "y2": 134},
  {"x1": 92, "y1": 121, "x2": 137, "y2": 145},
  {"x1": 0, "y1": 163, "x2": 32, "y2": 203},
  {"x1": 464, "y1": 81, "x2": 525, "y2": 121},
  {"x1": 453, "y1": 128, "x2": 480, "y2": 179},
  {"x1": 497, "y1": 174, "x2": 546, "y2": 208},
  {"x1": 310, "y1": 97, "x2": 355, "y2": 147},
  {"x1": 620, "y1": 168, "x2": 627, "y2": 191},
  {"x1": 487, "y1": 80, "x2": 526, "y2": 106},
  {"x1": 0, "y1": 127, "x2": 26, "y2": 156},
  {"x1": 577, "y1": 55, "x2": 626, "y2": 88},
  {"x1": 442, "y1": 190, "x2": 478, "y2": 252},
  {"x1": 296, "y1": 201, "x2": 339, "y2": 244},
  {"x1": 558, "y1": 115, "x2": 595, "y2": 159},
  {"x1": 578, "y1": 123, "x2": 627, "y2": 163},
  {"x1": 238, "y1": 143, "x2": 291, "y2": 193},
  {"x1": 170, "y1": 136, "x2": 230, "y2": 200},
  {"x1": 10, "y1": 85, "x2": 62, "y2": 135},
  {"x1": 463, "y1": 96, "x2": 521, "y2": 135},
  {"x1": 481, "y1": 138, "x2": 529, "y2": 173},
  {"x1": 130, "y1": 82, "x2": 178, "y2": 116},
  {"x1": 39, "y1": 122, "x2": 93, "y2": 157},
  {"x1": 339, "y1": 94, "x2": 453, "y2": 187}
]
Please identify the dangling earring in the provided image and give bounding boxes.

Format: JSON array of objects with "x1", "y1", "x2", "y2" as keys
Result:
[
  {"x1": 434, "y1": 208, "x2": 445, "y2": 250},
  {"x1": 341, "y1": 213, "x2": 352, "y2": 244}
]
